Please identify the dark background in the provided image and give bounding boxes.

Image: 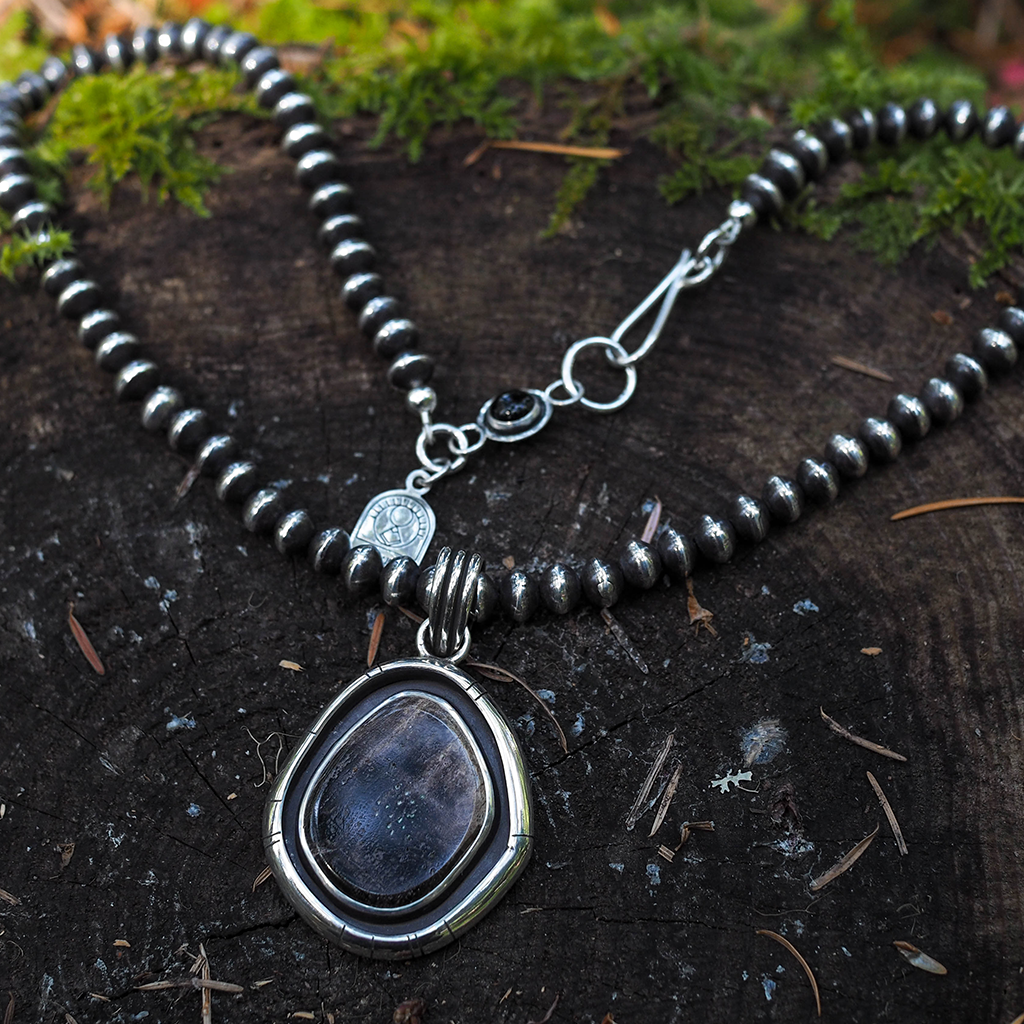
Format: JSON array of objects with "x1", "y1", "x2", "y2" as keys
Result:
[{"x1": 2, "y1": 105, "x2": 1024, "y2": 1022}]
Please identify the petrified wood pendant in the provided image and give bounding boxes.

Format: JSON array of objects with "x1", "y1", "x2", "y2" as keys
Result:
[{"x1": 263, "y1": 551, "x2": 533, "y2": 959}]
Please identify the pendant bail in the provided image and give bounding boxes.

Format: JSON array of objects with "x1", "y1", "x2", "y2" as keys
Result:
[{"x1": 418, "y1": 547, "x2": 481, "y2": 661}]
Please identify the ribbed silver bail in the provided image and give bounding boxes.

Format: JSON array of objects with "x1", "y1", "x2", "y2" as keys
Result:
[{"x1": 420, "y1": 547, "x2": 482, "y2": 660}]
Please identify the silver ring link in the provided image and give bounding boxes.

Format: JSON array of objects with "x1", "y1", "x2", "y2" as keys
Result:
[{"x1": 561, "y1": 336, "x2": 638, "y2": 413}]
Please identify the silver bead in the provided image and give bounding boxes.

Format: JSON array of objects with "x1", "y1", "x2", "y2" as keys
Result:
[
  {"x1": 243, "y1": 487, "x2": 285, "y2": 535},
  {"x1": 540, "y1": 563, "x2": 581, "y2": 615},
  {"x1": 295, "y1": 150, "x2": 341, "y2": 189},
  {"x1": 0, "y1": 148, "x2": 29, "y2": 177},
  {"x1": 179, "y1": 18, "x2": 211, "y2": 61},
  {"x1": 103, "y1": 33, "x2": 132, "y2": 71},
  {"x1": 762, "y1": 475, "x2": 804, "y2": 524},
  {"x1": 472, "y1": 572, "x2": 500, "y2": 623},
  {"x1": 656, "y1": 526, "x2": 695, "y2": 580},
  {"x1": 908, "y1": 97, "x2": 941, "y2": 139},
  {"x1": 39, "y1": 56, "x2": 69, "y2": 92},
  {"x1": 727, "y1": 198, "x2": 757, "y2": 229},
  {"x1": 416, "y1": 565, "x2": 435, "y2": 612},
  {"x1": 1, "y1": 174, "x2": 36, "y2": 212},
  {"x1": 375, "y1": 319, "x2": 419, "y2": 359},
  {"x1": 945, "y1": 99, "x2": 978, "y2": 141},
  {"x1": 340, "y1": 545, "x2": 383, "y2": 596},
  {"x1": 309, "y1": 182, "x2": 354, "y2": 219},
  {"x1": 359, "y1": 296, "x2": 400, "y2": 338},
  {"x1": 1015, "y1": 123, "x2": 1024, "y2": 160},
  {"x1": 114, "y1": 359, "x2": 159, "y2": 401},
  {"x1": 341, "y1": 272, "x2": 383, "y2": 310},
  {"x1": 318, "y1": 213, "x2": 362, "y2": 249},
  {"x1": 330, "y1": 239, "x2": 376, "y2": 276},
  {"x1": 944, "y1": 353, "x2": 987, "y2": 401},
  {"x1": 974, "y1": 327, "x2": 1018, "y2": 373},
  {"x1": 240, "y1": 46, "x2": 279, "y2": 88},
  {"x1": 282, "y1": 123, "x2": 330, "y2": 160},
  {"x1": 824, "y1": 433, "x2": 868, "y2": 479},
  {"x1": 194, "y1": 434, "x2": 238, "y2": 477},
  {"x1": 11, "y1": 200, "x2": 52, "y2": 234},
  {"x1": 41, "y1": 258, "x2": 82, "y2": 296},
  {"x1": 274, "y1": 92, "x2": 316, "y2": 128},
  {"x1": 857, "y1": 417, "x2": 902, "y2": 462},
  {"x1": 981, "y1": 106, "x2": 1015, "y2": 148},
  {"x1": 998, "y1": 307, "x2": 1024, "y2": 345},
  {"x1": 308, "y1": 527, "x2": 349, "y2": 574},
  {"x1": 789, "y1": 129, "x2": 828, "y2": 179},
  {"x1": 581, "y1": 558, "x2": 624, "y2": 608},
  {"x1": 406, "y1": 386, "x2": 437, "y2": 415},
  {"x1": 619, "y1": 539, "x2": 662, "y2": 590},
  {"x1": 274, "y1": 509, "x2": 315, "y2": 556},
  {"x1": 877, "y1": 102, "x2": 907, "y2": 144},
  {"x1": 140, "y1": 386, "x2": 183, "y2": 432},
  {"x1": 797, "y1": 458, "x2": 839, "y2": 504},
  {"x1": 70, "y1": 44, "x2": 98, "y2": 76},
  {"x1": 216, "y1": 461, "x2": 258, "y2": 504},
  {"x1": 694, "y1": 514, "x2": 736, "y2": 563},
  {"x1": 381, "y1": 556, "x2": 420, "y2": 606},
  {"x1": 761, "y1": 148, "x2": 805, "y2": 199},
  {"x1": 94, "y1": 331, "x2": 140, "y2": 372},
  {"x1": 387, "y1": 352, "x2": 434, "y2": 390},
  {"x1": 218, "y1": 31, "x2": 258, "y2": 67},
  {"x1": 920, "y1": 377, "x2": 963, "y2": 424},
  {"x1": 740, "y1": 173, "x2": 784, "y2": 219},
  {"x1": 57, "y1": 279, "x2": 101, "y2": 319},
  {"x1": 131, "y1": 28, "x2": 158, "y2": 65},
  {"x1": 255, "y1": 67, "x2": 294, "y2": 109},
  {"x1": 887, "y1": 393, "x2": 931, "y2": 440},
  {"x1": 167, "y1": 408, "x2": 210, "y2": 453},
  {"x1": 77, "y1": 309, "x2": 119, "y2": 349},
  {"x1": 500, "y1": 570, "x2": 540, "y2": 623},
  {"x1": 729, "y1": 495, "x2": 769, "y2": 543}
]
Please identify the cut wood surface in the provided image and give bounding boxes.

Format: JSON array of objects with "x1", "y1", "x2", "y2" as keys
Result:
[{"x1": 2, "y1": 110, "x2": 1023, "y2": 1023}]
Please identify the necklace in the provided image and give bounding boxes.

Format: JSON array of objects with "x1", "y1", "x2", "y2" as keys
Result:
[{"x1": 6, "y1": 18, "x2": 1024, "y2": 999}]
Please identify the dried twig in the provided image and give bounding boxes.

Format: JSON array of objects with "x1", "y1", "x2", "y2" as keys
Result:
[
  {"x1": 198, "y1": 943, "x2": 212, "y2": 1024},
  {"x1": 193, "y1": 979, "x2": 244, "y2": 994},
  {"x1": 893, "y1": 940, "x2": 947, "y2": 975},
  {"x1": 4, "y1": 991, "x2": 13, "y2": 1024},
  {"x1": 1008, "y1": 1011, "x2": 1024, "y2": 1024},
  {"x1": 0, "y1": 889, "x2": 20, "y2": 906},
  {"x1": 640, "y1": 498, "x2": 662, "y2": 543},
  {"x1": 808, "y1": 825, "x2": 879, "y2": 891},
  {"x1": 829, "y1": 354, "x2": 894, "y2": 382},
  {"x1": 891, "y1": 496, "x2": 1024, "y2": 521},
  {"x1": 600, "y1": 608, "x2": 649, "y2": 674},
  {"x1": 648, "y1": 763, "x2": 683, "y2": 837},
  {"x1": 69, "y1": 603, "x2": 105, "y2": 675},
  {"x1": 820, "y1": 708, "x2": 907, "y2": 762},
  {"x1": 526, "y1": 992, "x2": 561, "y2": 1024},
  {"x1": 756, "y1": 929, "x2": 822, "y2": 1016},
  {"x1": 466, "y1": 661, "x2": 567, "y2": 752},
  {"x1": 464, "y1": 138, "x2": 626, "y2": 166},
  {"x1": 866, "y1": 771, "x2": 908, "y2": 855},
  {"x1": 367, "y1": 611, "x2": 385, "y2": 667},
  {"x1": 625, "y1": 731, "x2": 675, "y2": 831}
]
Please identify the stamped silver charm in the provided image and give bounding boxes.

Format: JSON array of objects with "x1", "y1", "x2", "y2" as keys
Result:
[
  {"x1": 263, "y1": 548, "x2": 534, "y2": 959},
  {"x1": 350, "y1": 488, "x2": 435, "y2": 563}
]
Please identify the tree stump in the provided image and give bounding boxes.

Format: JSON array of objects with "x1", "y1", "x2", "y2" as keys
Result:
[{"x1": 2, "y1": 107, "x2": 1023, "y2": 1023}]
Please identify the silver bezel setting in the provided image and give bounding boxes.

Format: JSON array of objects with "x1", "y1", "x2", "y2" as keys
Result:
[
  {"x1": 264, "y1": 657, "x2": 533, "y2": 959},
  {"x1": 477, "y1": 388, "x2": 553, "y2": 443}
]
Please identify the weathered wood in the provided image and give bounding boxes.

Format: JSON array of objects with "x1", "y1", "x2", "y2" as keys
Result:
[{"x1": 2, "y1": 110, "x2": 1023, "y2": 1023}]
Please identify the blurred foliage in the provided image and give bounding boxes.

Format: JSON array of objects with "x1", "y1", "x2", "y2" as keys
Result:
[{"x1": 0, "y1": 0, "x2": 1021, "y2": 282}]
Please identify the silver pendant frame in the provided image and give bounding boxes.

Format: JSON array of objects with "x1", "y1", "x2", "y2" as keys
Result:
[{"x1": 263, "y1": 656, "x2": 533, "y2": 959}]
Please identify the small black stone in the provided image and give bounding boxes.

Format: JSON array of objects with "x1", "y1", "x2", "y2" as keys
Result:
[{"x1": 491, "y1": 389, "x2": 538, "y2": 424}]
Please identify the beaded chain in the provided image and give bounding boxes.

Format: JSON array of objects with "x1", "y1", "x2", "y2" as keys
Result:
[{"x1": 2, "y1": 19, "x2": 1023, "y2": 628}]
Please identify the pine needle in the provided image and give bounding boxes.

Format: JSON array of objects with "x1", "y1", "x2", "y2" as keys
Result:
[
  {"x1": 367, "y1": 611, "x2": 385, "y2": 667},
  {"x1": 820, "y1": 707, "x2": 907, "y2": 761},
  {"x1": 809, "y1": 825, "x2": 880, "y2": 892},
  {"x1": 891, "y1": 496, "x2": 1024, "y2": 520},
  {"x1": 866, "y1": 771, "x2": 908, "y2": 855},
  {"x1": 756, "y1": 930, "x2": 822, "y2": 1016},
  {"x1": 466, "y1": 660, "x2": 567, "y2": 752},
  {"x1": 464, "y1": 139, "x2": 626, "y2": 166},
  {"x1": 829, "y1": 355, "x2": 893, "y2": 382},
  {"x1": 68, "y1": 603, "x2": 105, "y2": 675}
]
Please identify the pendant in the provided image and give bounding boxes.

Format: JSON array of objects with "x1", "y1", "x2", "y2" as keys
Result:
[{"x1": 264, "y1": 550, "x2": 533, "y2": 959}]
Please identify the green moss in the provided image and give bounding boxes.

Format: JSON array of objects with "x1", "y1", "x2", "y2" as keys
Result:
[
  {"x1": 0, "y1": 0, "x2": 1019, "y2": 286},
  {"x1": 0, "y1": 223, "x2": 73, "y2": 280}
]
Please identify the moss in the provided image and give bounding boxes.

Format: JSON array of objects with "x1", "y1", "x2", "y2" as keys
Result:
[{"x1": 0, "y1": 0, "x2": 1020, "y2": 285}]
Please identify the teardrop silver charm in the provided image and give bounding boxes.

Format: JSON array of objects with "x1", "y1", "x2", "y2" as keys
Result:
[{"x1": 263, "y1": 549, "x2": 533, "y2": 958}]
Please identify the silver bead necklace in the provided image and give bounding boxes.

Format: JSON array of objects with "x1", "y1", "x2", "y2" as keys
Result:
[{"x1": 4, "y1": 19, "x2": 1023, "y2": 959}]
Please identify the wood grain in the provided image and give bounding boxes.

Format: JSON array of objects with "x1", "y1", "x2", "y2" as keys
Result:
[{"x1": 1, "y1": 110, "x2": 1022, "y2": 1023}]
